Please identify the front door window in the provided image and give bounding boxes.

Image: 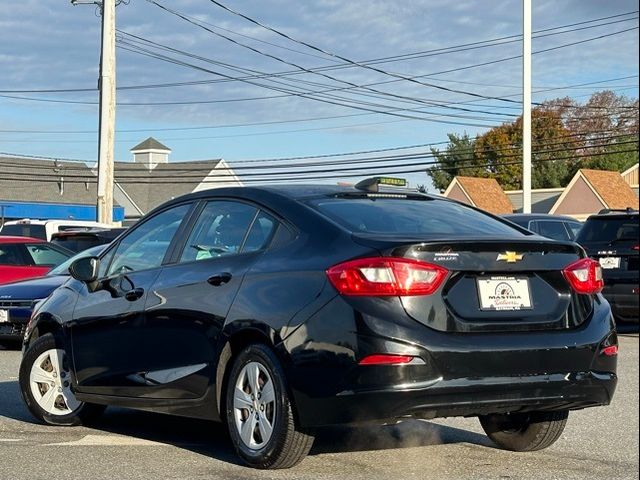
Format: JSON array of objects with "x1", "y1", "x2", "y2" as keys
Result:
[{"x1": 107, "y1": 203, "x2": 191, "y2": 275}]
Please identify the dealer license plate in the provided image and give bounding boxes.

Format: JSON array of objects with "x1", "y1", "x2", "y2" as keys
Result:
[
  {"x1": 477, "y1": 276, "x2": 532, "y2": 311},
  {"x1": 599, "y1": 257, "x2": 621, "y2": 269}
]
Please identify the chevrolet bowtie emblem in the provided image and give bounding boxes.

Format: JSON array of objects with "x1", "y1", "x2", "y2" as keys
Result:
[{"x1": 496, "y1": 251, "x2": 524, "y2": 263}]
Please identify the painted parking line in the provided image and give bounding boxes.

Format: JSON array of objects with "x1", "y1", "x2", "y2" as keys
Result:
[{"x1": 45, "y1": 434, "x2": 172, "y2": 447}]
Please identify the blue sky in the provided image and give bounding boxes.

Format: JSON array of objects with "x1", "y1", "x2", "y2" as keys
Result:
[{"x1": 0, "y1": 0, "x2": 638, "y2": 190}]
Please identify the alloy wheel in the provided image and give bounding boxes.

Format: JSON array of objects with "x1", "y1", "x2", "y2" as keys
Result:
[
  {"x1": 29, "y1": 349, "x2": 80, "y2": 416},
  {"x1": 233, "y1": 361, "x2": 276, "y2": 450}
]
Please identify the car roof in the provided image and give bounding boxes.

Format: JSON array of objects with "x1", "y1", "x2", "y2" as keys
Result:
[
  {"x1": 586, "y1": 213, "x2": 639, "y2": 220},
  {"x1": 0, "y1": 235, "x2": 44, "y2": 244},
  {"x1": 3, "y1": 219, "x2": 110, "y2": 226},
  {"x1": 502, "y1": 213, "x2": 580, "y2": 222},
  {"x1": 159, "y1": 184, "x2": 436, "y2": 207}
]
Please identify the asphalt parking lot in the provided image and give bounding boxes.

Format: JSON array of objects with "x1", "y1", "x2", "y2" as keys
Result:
[{"x1": 0, "y1": 334, "x2": 637, "y2": 480}]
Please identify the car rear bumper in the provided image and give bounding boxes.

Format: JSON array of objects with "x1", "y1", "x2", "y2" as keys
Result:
[
  {"x1": 602, "y1": 284, "x2": 639, "y2": 323},
  {"x1": 293, "y1": 371, "x2": 616, "y2": 426},
  {"x1": 284, "y1": 295, "x2": 618, "y2": 428}
]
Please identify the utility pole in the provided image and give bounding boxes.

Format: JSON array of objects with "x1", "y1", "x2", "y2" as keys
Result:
[
  {"x1": 522, "y1": 0, "x2": 532, "y2": 213},
  {"x1": 72, "y1": 0, "x2": 116, "y2": 224}
]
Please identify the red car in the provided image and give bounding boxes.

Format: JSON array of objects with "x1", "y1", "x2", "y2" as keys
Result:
[{"x1": 0, "y1": 236, "x2": 72, "y2": 285}]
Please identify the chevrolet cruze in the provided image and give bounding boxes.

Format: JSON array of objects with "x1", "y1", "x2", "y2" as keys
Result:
[{"x1": 19, "y1": 179, "x2": 617, "y2": 469}]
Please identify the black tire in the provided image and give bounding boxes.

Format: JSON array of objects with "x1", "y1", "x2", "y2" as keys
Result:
[
  {"x1": 19, "y1": 333, "x2": 105, "y2": 426},
  {"x1": 479, "y1": 410, "x2": 569, "y2": 452},
  {"x1": 225, "y1": 343, "x2": 314, "y2": 469}
]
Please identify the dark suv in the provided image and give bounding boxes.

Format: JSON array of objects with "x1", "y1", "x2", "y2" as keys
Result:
[{"x1": 576, "y1": 209, "x2": 639, "y2": 324}]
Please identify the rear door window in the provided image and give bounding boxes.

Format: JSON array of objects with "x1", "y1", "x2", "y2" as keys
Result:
[
  {"x1": 308, "y1": 197, "x2": 523, "y2": 237},
  {"x1": 24, "y1": 244, "x2": 70, "y2": 266},
  {"x1": 532, "y1": 220, "x2": 571, "y2": 241},
  {"x1": 0, "y1": 244, "x2": 28, "y2": 265},
  {"x1": 179, "y1": 201, "x2": 258, "y2": 263},
  {"x1": 566, "y1": 222, "x2": 582, "y2": 240},
  {"x1": 242, "y1": 211, "x2": 277, "y2": 253}
]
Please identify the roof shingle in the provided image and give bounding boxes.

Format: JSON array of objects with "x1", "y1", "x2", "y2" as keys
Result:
[
  {"x1": 130, "y1": 137, "x2": 171, "y2": 152},
  {"x1": 113, "y1": 159, "x2": 223, "y2": 214},
  {"x1": 580, "y1": 169, "x2": 638, "y2": 210},
  {"x1": 455, "y1": 176, "x2": 514, "y2": 214}
]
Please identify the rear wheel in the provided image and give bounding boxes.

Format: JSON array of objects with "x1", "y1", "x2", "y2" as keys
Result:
[
  {"x1": 479, "y1": 410, "x2": 569, "y2": 452},
  {"x1": 19, "y1": 333, "x2": 105, "y2": 426},
  {"x1": 225, "y1": 343, "x2": 314, "y2": 469}
]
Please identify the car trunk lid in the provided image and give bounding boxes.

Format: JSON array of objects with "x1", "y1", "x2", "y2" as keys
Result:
[{"x1": 352, "y1": 235, "x2": 592, "y2": 333}]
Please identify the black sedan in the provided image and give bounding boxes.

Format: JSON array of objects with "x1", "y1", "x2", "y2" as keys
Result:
[{"x1": 19, "y1": 179, "x2": 617, "y2": 469}]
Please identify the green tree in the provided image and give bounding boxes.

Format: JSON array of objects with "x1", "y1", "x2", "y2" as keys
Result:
[
  {"x1": 474, "y1": 107, "x2": 577, "y2": 189},
  {"x1": 427, "y1": 133, "x2": 481, "y2": 192},
  {"x1": 428, "y1": 91, "x2": 638, "y2": 191}
]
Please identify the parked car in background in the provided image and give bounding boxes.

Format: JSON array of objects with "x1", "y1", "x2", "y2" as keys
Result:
[
  {"x1": 51, "y1": 227, "x2": 127, "y2": 253},
  {"x1": 503, "y1": 214, "x2": 583, "y2": 241},
  {"x1": 576, "y1": 208, "x2": 639, "y2": 325},
  {"x1": 0, "y1": 245, "x2": 105, "y2": 346},
  {"x1": 20, "y1": 179, "x2": 617, "y2": 469},
  {"x1": 0, "y1": 236, "x2": 72, "y2": 285},
  {"x1": 0, "y1": 219, "x2": 112, "y2": 241}
]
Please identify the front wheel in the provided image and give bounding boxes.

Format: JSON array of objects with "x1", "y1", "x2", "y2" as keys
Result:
[
  {"x1": 19, "y1": 333, "x2": 105, "y2": 426},
  {"x1": 225, "y1": 344, "x2": 314, "y2": 469},
  {"x1": 479, "y1": 410, "x2": 569, "y2": 452}
]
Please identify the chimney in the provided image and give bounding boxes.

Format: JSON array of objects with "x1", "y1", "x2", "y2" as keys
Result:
[{"x1": 130, "y1": 137, "x2": 171, "y2": 170}]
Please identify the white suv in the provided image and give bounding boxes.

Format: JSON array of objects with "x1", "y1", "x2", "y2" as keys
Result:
[{"x1": 0, "y1": 219, "x2": 113, "y2": 241}]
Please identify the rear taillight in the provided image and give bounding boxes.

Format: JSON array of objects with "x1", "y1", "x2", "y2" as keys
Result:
[
  {"x1": 326, "y1": 257, "x2": 448, "y2": 296},
  {"x1": 563, "y1": 258, "x2": 604, "y2": 294},
  {"x1": 632, "y1": 245, "x2": 639, "y2": 251},
  {"x1": 600, "y1": 345, "x2": 618, "y2": 357}
]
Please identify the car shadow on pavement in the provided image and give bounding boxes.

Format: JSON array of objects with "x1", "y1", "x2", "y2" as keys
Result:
[
  {"x1": 0, "y1": 380, "x2": 35, "y2": 423},
  {"x1": 0, "y1": 378, "x2": 492, "y2": 464},
  {"x1": 311, "y1": 421, "x2": 493, "y2": 454}
]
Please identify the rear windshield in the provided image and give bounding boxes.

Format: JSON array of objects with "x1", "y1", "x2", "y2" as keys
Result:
[
  {"x1": 51, "y1": 236, "x2": 101, "y2": 253},
  {"x1": 308, "y1": 197, "x2": 524, "y2": 237},
  {"x1": 0, "y1": 224, "x2": 47, "y2": 240},
  {"x1": 576, "y1": 216, "x2": 639, "y2": 244}
]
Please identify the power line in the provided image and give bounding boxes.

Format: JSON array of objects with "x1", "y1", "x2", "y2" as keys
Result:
[
  {"x1": 0, "y1": 147, "x2": 636, "y2": 185},
  {"x1": 195, "y1": 0, "x2": 637, "y2": 106},
  {"x1": 116, "y1": 31, "x2": 519, "y2": 121},
  {"x1": 2, "y1": 136, "x2": 636, "y2": 179},
  {"x1": 1, "y1": 76, "x2": 636, "y2": 135},
  {"x1": 3, "y1": 24, "x2": 636, "y2": 118},
  {"x1": 2, "y1": 10, "x2": 636, "y2": 95},
  {"x1": 1, "y1": 129, "x2": 635, "y2": 169}
]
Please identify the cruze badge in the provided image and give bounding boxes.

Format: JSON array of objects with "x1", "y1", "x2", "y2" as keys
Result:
[{"x1": 496, "y1": 251, "x2": 524, "y2": 263}]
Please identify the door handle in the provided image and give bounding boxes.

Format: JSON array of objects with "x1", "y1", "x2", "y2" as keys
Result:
[
  {"x1": 124, "y1": 287, "x2": 145, "y2": 301},
  {"x1": 207, "y1": 272, "x2": 232, "y2": 286}
]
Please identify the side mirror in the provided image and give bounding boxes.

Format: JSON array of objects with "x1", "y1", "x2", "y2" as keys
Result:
[{"x1": 69, "y1": 256, "x2": 100, "y2": 283}]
